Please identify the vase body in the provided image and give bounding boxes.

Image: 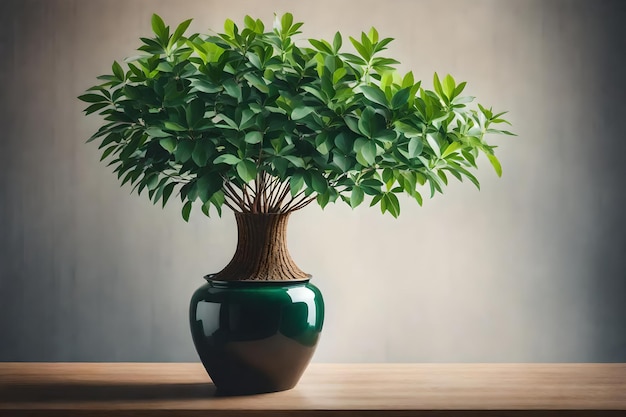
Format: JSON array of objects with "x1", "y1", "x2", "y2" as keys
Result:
[{"x1": 189, "y1": 278, "x2": 324, "y2": 395}]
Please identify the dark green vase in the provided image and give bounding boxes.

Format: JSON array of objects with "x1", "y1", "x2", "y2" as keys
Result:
[
  {"x1": 189, "y1": 277, "x2": 324, "y2": 395},
  {"x1": 189, "y1": 212, "x2": 324, "y2": 395}
]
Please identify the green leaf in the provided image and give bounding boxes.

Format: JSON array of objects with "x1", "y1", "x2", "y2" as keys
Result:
[
  {"x1": 402, "y1": 71, "x2": 415, "y2": 89},
  {"x1": 462, "y1": 150, "x2": 477, "y2": 167},
  {"x1": 413, "y1": 190, "x2": 423, "y2": 206},
  {"x1": 383, "y1": 193, "x2": 400, "y2": 218},
  {"x1": 341, "y1": 52, "x2": 367, "y2": 65},
  {"x1": 350, "y1": 186, "x2": 364, "y2": 208},
  {"x1": 349, "y1": 36, "x2": 370, "y2": 61},
  {"x1": 192, "y1": 141, "x2": 210, "y2": 167},
  {"x1": 331, "y1": 151, "x2": 350, "y2": 171},
  {"x1": 118, "y1": 133, "x2": 141, "y2": 159},
  {"x1": 174, "y1": 139, "x2": 194, "y2": 163},
  {"x1": 281, "y1": 12, "x2": 293, "y2": 32},
  {"x1": 360, "y1": 85, "x2": 388, "y2": 107},
  {"x1": 272, "y1": 155, "x2": 288, "y2": 175},
  {"x1": 186, "y1": 98, "x2": 205, "y2": 128},
  {"x1": 182, "y1": 201, "x2": 192, "y2": 222},
  {"x1": 360, "y1": 141, "x2": 376, "y2": 165},
  {"x1": 244, "y1": 131, "x2": 263, "y2": 144},
  {"x1": 333, "y1": 31, "x2": 342, "y2": 52},
  {"x1": 201, "y1": 202, "x2": 211, "y2": 218},
  {"x1": 445, "y1": 167, "x2": 463, "y2": 182},
  {"x1": 358, "y1": 107, "x2": 376, "y2": 138},
  {"x1": 334, "y1": 132, "x2": 352, "y2": 154},
  {"x1": 344, "y1": 116, "x2": 361, "y2": 134},
  {"x1": 171, "y1": 18, "x2": 192, "y2": 45},
  {"x1": 78, "y1": 93, "x2": 108, "y2": 103},
  {"x1": 146, "y1": 174, "x2": 160, "y2": 191},
  {"x1": 214, "y1": 154, "x2": 241, "y2": 165},
  {"x1": 83, "y1": 102, "x2": 109, "y2": 115},
  {"x1": 394, "y1": 121, "x2": 421, "y2": 138},
  {"x1": 487, "y1": 153, "x2": 502, "y2": 177},
  {"x1": 209, "y1": 191, "x2": 225, "y2": 217},
  {"x1": 360, "y1": 178, "x2": 383, "y2": 195},
  {"x1": 283, "y1": 155, "x2": 305, "y2": 168},
  {"x1": 442, "y1": 141, "x2": 462, "y2": 158},
  {"x1": 426, "y1": 134, "x2": 441, "y2": 158},
  {"x1": 146, "y1": 127, "x2": 170, "y2": 138},
  {"x1": 453, "y1": 81, "x2": 467, "y2": 98},
  {"x1": 224, "y1": 18, "x2": 236, "y2": 37},
  {"x1": 290, "y1": 172, "x2": 305, "y2": 196},
  {"x1": 236, "y1": 159, "x2": 257, "y2": 182},
  {"x1": 317, "y1": 191, "x2": 330, "y2": 209},
  {"x1": 390, "y1": 87, "x2": 411, "y2": 109},
  {"x1": 309, "y1": 39, "x2": 333, "y2": 54},
  {"x1": 437, "y1": 170, "x2": 448, "y2": 185},
  {"x1": 164, "y1": 121, "x2": 186, "y2": 131},
  {"x1": 333, "y1": 67, "x2": 347, "y2": 84},
  {"x1": 308, "y1": 171, "x2": 328, "y2": 194},
  {"x1": 408, "y1": 137, "x2": 423, "y2": 158},
  {"x1": 494, "y1": 130, "x2": 516, "y2": 136},
  {"x1": 196, "y1": 174, "x2": 223, "y2": 202},
  {"x1": 447, "y1": 161, "x2": 481, "y2": 190},
  {"x1": 112, "y1": 61, "x2": 124, "y2": 81},
  {"x1": 433, "y1": 72, "x2": 444, "y2": 97},
  {"x1": 244, "y1": 15, "x2": 256, "y2": 29},
  {"x1": 244, "y1": 72, "x2": 269, "y2": 91},
  {"x1": 99, "y1": 145, "x2": 117, "y2": 161},
  {"x1": 159, "y1": 138, "x2": 176, "y2": 153},
  {"x1": 382, "y1": 168, "x2": 394, "y2": 186},
  {"x1": 316, "y1": 136, "x2": 332, "y2": 155},
  {"x1": 238, "y1": 109, "x2": 255, "y2": 129},
  {"x1": 291, "y1": 106, "x2": 314, "y2": 120},
  {"x1": 377, "y1": 72, "x2": 391, "y2": 90},
  {"x1": 190, "y1": 79, "x2": 221, "y2": 93},
  {"x1": 151, "y1": 14, "x2": 167, "y2": 41},
  {"x1": 443, "y1": 74, "x2": 455, "y2": 99},
  {"x1": 223, "y1": 79, "x2": 241, "y2": 100},
  {"x1": 152, "y1": 178, "x2": 170, "y2": 205}
]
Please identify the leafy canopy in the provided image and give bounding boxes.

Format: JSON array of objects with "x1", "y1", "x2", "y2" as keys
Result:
[{"x1": 79, "y1": 13, "x2": 513, "y2": 220}]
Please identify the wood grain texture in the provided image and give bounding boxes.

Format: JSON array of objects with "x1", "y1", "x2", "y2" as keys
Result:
[
  {"x1": 0, "y1": 363, "x2": 625, "y2": 416},
  {"x1": 212, "y1": 212, "x2": 310, "y2": 281}
]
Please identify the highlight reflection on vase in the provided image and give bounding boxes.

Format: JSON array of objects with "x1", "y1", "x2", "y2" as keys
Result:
[{"x1": 189, "y1": 278, "x2": 324, "y2": 395}]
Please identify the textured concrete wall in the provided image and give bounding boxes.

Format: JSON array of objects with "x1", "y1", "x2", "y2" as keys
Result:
[{"x1": 1, "y1": 0, "x2": 625, "y2": 362}]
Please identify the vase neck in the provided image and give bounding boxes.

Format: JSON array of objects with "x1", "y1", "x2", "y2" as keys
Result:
[{"x1": 211, "y1": 212, "x2": 310, "y2": 282}]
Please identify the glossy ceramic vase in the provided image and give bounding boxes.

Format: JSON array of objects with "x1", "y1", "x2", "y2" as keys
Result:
[{"x1": 189, "y1": 276, "x2": 324, "y2": 395}]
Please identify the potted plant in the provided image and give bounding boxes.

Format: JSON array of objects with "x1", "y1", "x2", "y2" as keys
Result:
[{"x1": 79, "y1": 12, "x2": 513, "y2": 395}]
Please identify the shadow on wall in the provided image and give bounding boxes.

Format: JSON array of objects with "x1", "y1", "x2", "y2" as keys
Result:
[{"x1": 578, "y1": 0, "x2": 626, "y2": 361}]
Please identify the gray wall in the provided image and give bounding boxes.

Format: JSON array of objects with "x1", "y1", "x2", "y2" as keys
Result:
[{"x1": 1, "y1": 0, "x2": 625, "y2": 362}]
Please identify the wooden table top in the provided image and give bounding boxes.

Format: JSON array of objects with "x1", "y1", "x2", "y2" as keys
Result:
[{"x1": 0, "y1": 363, "x2": 625, "y2": 416}]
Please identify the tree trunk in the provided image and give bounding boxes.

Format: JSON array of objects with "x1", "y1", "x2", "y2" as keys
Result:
[{"x1": 211, "y1": 212, "x2": 310, "y2": 282}]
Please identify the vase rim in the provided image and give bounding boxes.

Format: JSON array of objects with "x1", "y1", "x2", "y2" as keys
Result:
[
  {"x1": 233, "y1": 211, "x2": 291, "y2": 216},
  {"x1": 204, "y1": 274, "x2": 312, "y2": 287}
]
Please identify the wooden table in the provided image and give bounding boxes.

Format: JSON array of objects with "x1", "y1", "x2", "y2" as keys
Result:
[{"x1": 0, "y1": 363, "x2": 624, "y2": 416}]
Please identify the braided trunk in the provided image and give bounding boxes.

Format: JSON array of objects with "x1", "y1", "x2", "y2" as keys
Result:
[{"x1": 211, "y1": 212, "x2": 310, "y2": 282}]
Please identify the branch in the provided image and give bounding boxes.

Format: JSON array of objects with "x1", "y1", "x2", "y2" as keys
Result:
[
  {"x1": 265, "y1": 177, "x2": 281, "y2": 209},
  {"x1": 270, "y1": 180, "x2": 291, "y2": 211},
  {"x1": 222, "y1": 178, "x2": 248, "y2": 211},
  {"x1": 285, "y1": 195, "x2": 316, "y2": 212},
  {"x1": 221, "y1": 195, "x2": 239, "y2": 212},
  {"x1": 281, "y1": 189, "x2": 310, "y2": 212}
]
